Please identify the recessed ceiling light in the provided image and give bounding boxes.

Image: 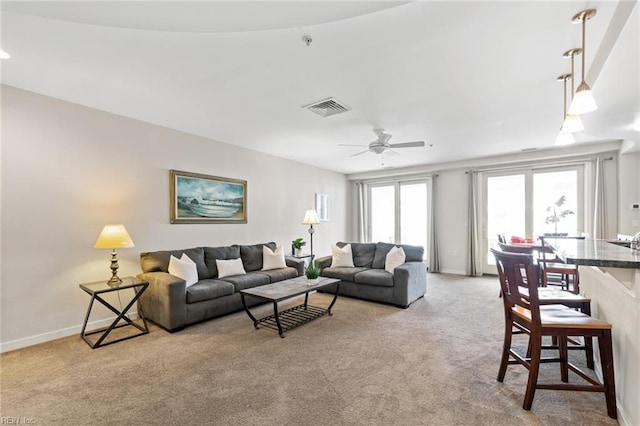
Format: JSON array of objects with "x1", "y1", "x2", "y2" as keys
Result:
[{"x1": 0, "y1": 49, "x2": 10, "y2": 59}]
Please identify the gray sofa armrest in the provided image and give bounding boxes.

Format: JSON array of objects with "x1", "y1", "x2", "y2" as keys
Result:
[
  {"x1": 315, "y1": 255, "x2": 332, "y2": 271},
  {"x1": 285, "y1": 256, "x2": 305, "y2": 276},
  {"x1": 392, "y1": 261, "x2": 427, "y2": 307},
  {"x1": 137, "y1": 271, "x2": 187, "y2": 332}
]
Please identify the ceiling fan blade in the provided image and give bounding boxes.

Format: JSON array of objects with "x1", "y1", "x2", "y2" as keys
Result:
[
  {"x1": 388, "y1": 141, "x2": 425, "y2": 148},
  {"x1": 351, "y1": 150, "x2": 371, "y2": 157},
  {"x1": 338, "y1": 144, "x2": 369, "y2": 147}
]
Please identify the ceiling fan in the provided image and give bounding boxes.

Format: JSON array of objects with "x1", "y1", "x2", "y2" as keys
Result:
[{"x1": 339, "y1": 129, "x2": 426, "y2": 157}]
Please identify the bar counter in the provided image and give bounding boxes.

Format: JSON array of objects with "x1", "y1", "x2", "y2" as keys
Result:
[
  {"x1": 546, "y1": 238, "x2": 640, "y2": 269},
  {"x1": 545, "y1": 238, "x2": 638, "y2": 425}
]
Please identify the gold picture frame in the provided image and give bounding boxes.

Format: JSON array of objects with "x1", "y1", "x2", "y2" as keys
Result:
[{"x1": 170, "y1": 170, "x2": 247, "y2": 224}]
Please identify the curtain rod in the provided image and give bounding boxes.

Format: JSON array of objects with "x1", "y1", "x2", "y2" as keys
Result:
[
  {"x1": 354, "y1": 173, "x2": 438, "y2": 185},
  {"x1": 465, "y1": 155, "x2": 614, "y2": 174}
]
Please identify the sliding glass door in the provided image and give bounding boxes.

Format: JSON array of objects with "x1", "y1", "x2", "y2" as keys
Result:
[
  {"x1": 369, "y1": 180, "x2": 429, "y2": 256},
  {"x1": 483, "y1": 166, "x2": 583, "y2": 270}
]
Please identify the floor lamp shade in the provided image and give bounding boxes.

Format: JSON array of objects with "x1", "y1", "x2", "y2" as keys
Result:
[
  {"x1": 302, "y1": 209, "x2": 319, "y2": 256},
  {"x1": 94, "y1": 224, "x2": 135, "y2": 285}
]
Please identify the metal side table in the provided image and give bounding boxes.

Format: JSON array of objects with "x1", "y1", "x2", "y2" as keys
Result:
[{"x1": 79, "y1": 276, "x2": 149, "y2": 349}]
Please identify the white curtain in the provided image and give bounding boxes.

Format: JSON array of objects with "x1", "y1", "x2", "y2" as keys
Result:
[
  {"x1": 355, "y1": 182, "x2": 368, "y2": 242},
  {"x1": 467, "y1": 171, "x2": 482, "y2": 276},
  {"x1": 428, "y1": 175, "x2": 440, "y2": 272},
  {"x1": 593, "y1": 157, "x2": 607, "y2": 239}
]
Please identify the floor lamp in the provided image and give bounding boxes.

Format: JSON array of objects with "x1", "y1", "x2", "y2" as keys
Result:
[{"x1": 302, "y1": 209, "x2": 320, "y2": 257}]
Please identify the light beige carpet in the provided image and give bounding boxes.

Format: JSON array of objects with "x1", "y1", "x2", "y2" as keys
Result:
[{"x1": 1, "y1": 274, "x2": 617, "y2": 425}]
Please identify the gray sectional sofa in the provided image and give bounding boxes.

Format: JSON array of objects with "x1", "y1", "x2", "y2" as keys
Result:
[
  {"x1": 137, "y1": 242, "x2": 304, "y2": 331},
  {"x1": 315, "y1": 242, "x2": 426, "y2": 308}
]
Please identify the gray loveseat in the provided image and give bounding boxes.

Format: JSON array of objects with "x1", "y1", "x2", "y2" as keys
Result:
[
  {"x1": 315, "y1": 242, "x2": 426, "y2": 308},
  {"x1": 137, "y1": 242, "x2": 304, "y2": 331}
]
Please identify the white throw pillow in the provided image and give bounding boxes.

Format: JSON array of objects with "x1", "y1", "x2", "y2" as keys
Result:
[
  {"x1": 331, "y1": 244, "x2": 355, "y2": 268},
  {"x1": 168, "y1": 253, "x2": 199, "y2": 287},
  {"x1": 262, "y1": 245, "x2": 286, "y2": 270},
  {"x1": 216, "y1": 258, "x2": 246, "y2": 278},
  {"x1": 385, "y1": 246, "x2": 406, "y2": 274}
]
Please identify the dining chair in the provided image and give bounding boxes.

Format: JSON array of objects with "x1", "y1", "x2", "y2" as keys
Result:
[{"x1": 491, "y1": 249, "x2": 617, "y2": 419}]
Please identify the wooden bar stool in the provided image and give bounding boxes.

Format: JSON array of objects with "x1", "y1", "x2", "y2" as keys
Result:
[
  {"x1": 537, "y1": 242, "x2": 580, "y2": 294},
  {"x1": 491, "y1": 249, "x2": 617, "y2": 419},
  {"x1": 496, "y1": 245, "x2": 594, "y2": 368}
]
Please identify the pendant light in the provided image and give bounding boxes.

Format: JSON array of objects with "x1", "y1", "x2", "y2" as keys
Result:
[
  {"x1": 556, "y1": 73, "x2": 575, "y2": 146},
  {"x1": 561, "y1": 48, "x2": 584, "y2": 133},
  {"x1": 568, "y1": 9, "x2": 597, "y2": 115}
]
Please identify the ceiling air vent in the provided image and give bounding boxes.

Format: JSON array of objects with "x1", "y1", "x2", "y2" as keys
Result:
[{"x1": 303, "y1": 97, "x2": 350, "y2": 117}]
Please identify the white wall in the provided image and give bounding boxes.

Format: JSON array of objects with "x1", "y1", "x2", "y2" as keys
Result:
[{"x1": 0, "y1": 85, "x2": 349, "y2": 350}]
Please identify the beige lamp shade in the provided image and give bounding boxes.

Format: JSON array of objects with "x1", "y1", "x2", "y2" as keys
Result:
[
  {"x1": 302, "y1": 209, "x2": 319, "y2": 225},
  {"x1": 94, "y1": 224, "x2": 135, "y2": 249}
]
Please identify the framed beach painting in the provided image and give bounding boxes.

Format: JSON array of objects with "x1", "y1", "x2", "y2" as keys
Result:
[{"x1": 170, "y1": 170, "x2": 247, "y2": 224}]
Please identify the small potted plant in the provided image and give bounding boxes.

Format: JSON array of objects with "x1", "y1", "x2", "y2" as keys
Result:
[
  {"x1": 305, "y1": 261, "x2": 321, "y2": 285},
  {"x1": 291, "y1": 237, "x2": 306, "y2": 256},
  {"x1": 544, "y1": 195, "x2": 575, "y2": 236}
]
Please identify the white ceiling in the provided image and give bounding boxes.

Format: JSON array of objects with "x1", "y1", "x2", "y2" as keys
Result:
[{"x1": 1, "y1": 1, "x2": 638, "y2": 175}]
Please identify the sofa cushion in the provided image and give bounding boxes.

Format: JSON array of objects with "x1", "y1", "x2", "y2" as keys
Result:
[
  {"x1": 222, "y1": 271, "x2": 270, "y2": 291},
  {"x1": 240, "y1": 242, "x2": 277, "y2": 272},
  {"x1": 372, "y1": 243, "x2": 395, "y2": 269},
  {"x1": 204, "y1": 245, "x2": 240, "y2": 278},
  {"x1": 336, "y1": 242, "x2": 376, "y2": 267},
  {"x1": 354, "y1": 269, "x2": 395, "y2": 287},
  {"x1": 260, "y1": 267, "x2": 298, "y2": 283},
  {"x1": 140, "y1": 247, "x2": 210, "y2": 280},
  {"x1": 322, "y1": 267, "x2": 368, "y2": 282},
  {"x1": 401, "y1": 244, "x2": 425, "y2": 262},
  {"x1": 186, "y1": 279, "x2": 235, "y2": 304}
]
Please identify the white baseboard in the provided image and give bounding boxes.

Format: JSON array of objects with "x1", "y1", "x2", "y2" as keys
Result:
[
  {"x1": 0, "y1": 311, "x2": 140, "y2": 353},
  {"x1": 438, "y1": 268, "x2": 467, "y2": 275}
]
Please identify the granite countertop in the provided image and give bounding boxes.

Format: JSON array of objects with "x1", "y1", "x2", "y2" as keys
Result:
[{"x1": 546, "y1": 238, "x2": 640, "y2": 269}]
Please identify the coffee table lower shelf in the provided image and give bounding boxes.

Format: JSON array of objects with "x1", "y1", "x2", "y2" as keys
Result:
[{"x1": 254, "y1": 304, "x2": 330, "y2": 336}]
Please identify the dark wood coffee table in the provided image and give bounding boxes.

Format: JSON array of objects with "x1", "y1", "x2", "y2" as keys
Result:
[{"x1": 240, "y1": 276, "x2": 340, "y2": 338}]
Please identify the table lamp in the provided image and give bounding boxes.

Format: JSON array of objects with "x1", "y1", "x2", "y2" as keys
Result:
[
  {"x1": 302, "y1": 209, "x2": 320, "y2": 256},
  {"x1": 94, "y1": 224, "x2": 135, "y2": 286}
]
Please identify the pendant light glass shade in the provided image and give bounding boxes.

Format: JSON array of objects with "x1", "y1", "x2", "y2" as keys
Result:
[
  {"x1": 562, "y1": 114, "x2": 584, "y2": 133},
  {"x1": 555, "y1": 131, "x2": 575, "y2": 146},
  {"x1": 556, "y1": 73, "x2": 575, "y2": 145},
  {"x1": 569, "y1": 9, "x2": 598, "y2": 115},
  {"x1": 568, "y1": 83, "x2": 597, "y2": 114}
]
